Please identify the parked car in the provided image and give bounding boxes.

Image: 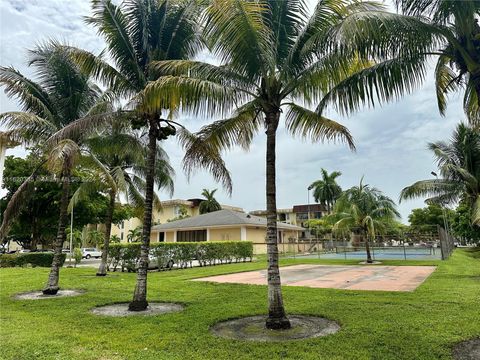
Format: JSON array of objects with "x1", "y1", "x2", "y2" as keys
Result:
[
  {"x1": 81, "y1": 248, "x2": 102, "y2": 259},
  {"x1": 148, "y1": 254, "x2": 174, "y2": 270}
]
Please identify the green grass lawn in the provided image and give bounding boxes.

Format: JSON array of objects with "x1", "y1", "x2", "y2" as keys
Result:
[{"x1": 0, "y1": 249, "x2": 479, "y2": 360}]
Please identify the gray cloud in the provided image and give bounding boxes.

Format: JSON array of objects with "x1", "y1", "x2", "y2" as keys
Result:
[{"x1": 0, "y1": 0, "x2": 462, "y2": 222}]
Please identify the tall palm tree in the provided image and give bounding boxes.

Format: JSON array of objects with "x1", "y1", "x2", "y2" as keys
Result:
[
  {"x1": 315, "y1": 1, "x2": 480, "y2": 125},
  {"x1": 400, "y1": 123, "x2": 480, "y2": 226},
  {"x1": 147, "y1": 0, "x2": 379, "y2": 329},
  {"x1": 0, "y1": 42, "x2": 101, "y2": 294},
  {"x1": 308, "y1": 169, "x2": 342, "y2": 213},
  {"x1": 53, "y1": 0, "x2": 231, "y2": 311},
  {"x1": 394, "y1": 0, "x2": 480, "y2": 124},
  {"x1": 70, "y1": 117, "x2": 174, "y2": 276},
  {"x1": 199, "y1": 188, "x2": 221, "y2": 214},
  {"x1": 331, "y1": 178, "x2": 400, "y2": 263}
]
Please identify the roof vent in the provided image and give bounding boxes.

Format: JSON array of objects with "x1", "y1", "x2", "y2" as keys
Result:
[{"x1": 246, "y1": 214, "x2": 251, "y2": 218}]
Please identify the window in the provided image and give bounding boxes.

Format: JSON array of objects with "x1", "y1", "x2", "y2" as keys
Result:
[
  {"x1": 121, "y1": 221, "x2": 124, "y2": 229},
  {"x1": 177, "y1": 230, "x2": 207, "y2": 242},
  {"x1": 158, "y1": 232, "x2": 165, "y2": 242},
  {"x1": 297, "y1": 212, "x2": 309, "y2": 220},
  {"x1": 174, "y1": 206, "x2": 182, "y2": 216},
  {"x1": 313, "y1": 212, "x2": 322, "y2": 219},
  {"x1": 120, "y1": 232, "x2": 124, "y2": 240}
]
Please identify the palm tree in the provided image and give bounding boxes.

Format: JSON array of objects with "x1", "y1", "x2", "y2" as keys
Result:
[
  {"x1": 331, "y1": 178, "x2": 400, "y2": 263},
  {"x1": 199, "y1": 188, "x2": 221, "y2": 214},
  {"x1": 315, "y1": 1, "x2": 480, "y2": 125},
  {"x1": 308, "y1": 169, "x2": 342, "y2": 213},
  {"x1": 400, "y1": 123, "x2": 480, "y2": 226},
  {"x1": 127, "y1": 227, "x2": 143, "y2": 243},
  {"x1": 54, "y1": 0, "x2": 230, "y2": 311},
  {"x1": 0, "y1": 42, "x2": 101, "y2": 294},
  {"x1": 149, "y1": 0, "x2": 375, "y2": 329},
  {"x1": 70, "y1": 117, "x2": 174, "y2": 276},
  {"x1": 394, "y1": 0, "x2": 480, "y2": 124}
]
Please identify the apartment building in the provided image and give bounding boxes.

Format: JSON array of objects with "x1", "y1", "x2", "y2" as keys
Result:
[{"x1": 111, "y1": 198, "x2": 243, "y2": 242}]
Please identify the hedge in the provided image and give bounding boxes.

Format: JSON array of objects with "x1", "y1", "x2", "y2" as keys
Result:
[
  {"x1": 0, "y1": 253, "x2": 67, "y2": 268},
  {"x1": 107, "y1": 241, "x2": 253, "y2": 272}
]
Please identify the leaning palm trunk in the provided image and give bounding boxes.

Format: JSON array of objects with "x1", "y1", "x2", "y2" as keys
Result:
[
  {"x1": 43, "y1": 166, "x2": 71, "y2": 295},
  {"x1": 364, "y1": 232, "x2": 373, "y2": 263},
  {"x1": 129, "y1": 118, "x2": 157, "y2": 311},
  {"x1": 265, "y1": 111, "x2": 291, "y2": 330},
  {"x1": 97, "y1": 190, "x2": 115, "y2": 276}
]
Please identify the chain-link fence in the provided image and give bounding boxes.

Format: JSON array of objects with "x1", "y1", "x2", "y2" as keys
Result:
[{"x1": 254, "y1": 226, "x2": 456, "y2": 261}]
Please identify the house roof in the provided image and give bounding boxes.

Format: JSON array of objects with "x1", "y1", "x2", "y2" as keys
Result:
[{"x1": 151, "y1": 209, "x2": 304, "y2": 231}]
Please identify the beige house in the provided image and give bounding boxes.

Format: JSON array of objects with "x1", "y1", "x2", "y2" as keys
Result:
[
  {"x1": 150, "y1": 209, "x2": 304, "y2": 254},
  {"x1": 111, "y1": 199, "x2": 243, "y2": 242}
]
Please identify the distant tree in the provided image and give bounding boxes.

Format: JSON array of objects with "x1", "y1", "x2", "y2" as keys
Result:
[
  {"x1": 0, "y1": 154, "x2": 59, "y2": 250},
  {"x1": 451, "y1": 202, "x2": 480, "y2": 244},
  {"x1": 303, "y1": 219, "x2": 332, "y2": 237},
  {"x1": 308, "y1": 169, "x2": 342, "y2": 213},
  {"x1": 199, "y1": 189, "x2": 222, "y2": 214},
  {"x1": 407, "y1": 204, "x2": 455, "y2": 233},
  {"x1": 127, "y1": 227, "x2": 142, "y2": 243},
  {"x1": 110, "y1": 235, "x2": 121, "y2": 244},
  {"x1": 331, "y1": 178, "x2": 400, "y2": 263},
  {"x1": 167, "y1": 205, "x2": 190, "y2": 222},
  {"x1": 401, "y1": 123, "x2": 479, "y2": 226}
]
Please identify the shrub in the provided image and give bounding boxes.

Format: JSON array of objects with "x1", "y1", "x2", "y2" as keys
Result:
[
  {"x1": 0, "y1": 252, "x2": 67, "y2": 268},
  {"x1": 107, "y1": 241, "x2": 253, "y2": 271},
  {"x1": 73, "y1": 248, "x2": 82, "y2": 267}
]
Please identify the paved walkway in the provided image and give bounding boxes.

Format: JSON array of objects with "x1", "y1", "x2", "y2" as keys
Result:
[{"x1": 193, "y1": 264, "x2": 436, "y2": 292}]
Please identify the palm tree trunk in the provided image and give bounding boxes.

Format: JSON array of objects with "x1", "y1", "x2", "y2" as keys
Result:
[
  {"x1": 365, "y1": 231, "x2": 373, "y2": 263},
  {"x1": 97, "y1": 189, "x2": 115, "y2": 276},
  {"x1": 42, "y1": 165, "x2": 70, "y2": 295},
  {"x1": 129, "y1": 117, "x2": 157, "y2": 311},
  {"x1": 265, "y1": 111, "x2": 291, "y2": 330}
]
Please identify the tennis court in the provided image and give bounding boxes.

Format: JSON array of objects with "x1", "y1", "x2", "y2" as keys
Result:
[
  {"x1": 194, "y1": 264, "x2": 437, "y2": 292},
  {"x1": 295, "y1": 246, "x2": 442, "y2": 261}
]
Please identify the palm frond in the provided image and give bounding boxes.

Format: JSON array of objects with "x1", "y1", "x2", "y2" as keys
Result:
[
  {"x1": 0, "y1": 66, "x2": 55, "y2": 120},
  {"x1": 46, "y1": 110, "x2": 123, "y2": 145},
  {"x1": 204, "y1": 0, "x2": 274, "y2": 79},
  {"x1": 149, "y1": 60, "x2": 254, "y2": 93},
  {"x1": 0, "y1": 112, "x2": 57, "y2": 144},
  {"x1": 435, "y1": 55, "x2": 461, "y2": 116},
  {"x1": 86, "y1": 0, "x2": 144, "y2": 87},
  {"x1": 399, "y1": 179, "x2": 462, "y2": 204},
  {"x1": 316, "y1": 54, "x2": 428, "y2": 116},
  {"x1": 63, "y1": 46, "x2": 134, "y2": 97},
  {"x1": 193, "y1": 101, "x2": 261, "y2": 152},
  {"x1": 46, "y1": 139, "x2": 80, "y2": 173},
  {"x1": 136, "y1": 76, "x2": 242, "y2": 117},
  {"x1": 285, "y1": 104, "x2": 355, "y2": 150},
  {"x1": 0, "y1": 168, "x2": 42, "y2": 241},
  {"x1": 178, "y1": 128, "x2": 233, "y2": 195},
  {"x1": 464, "y1": 78, "x2": 480, "y2": 127}
]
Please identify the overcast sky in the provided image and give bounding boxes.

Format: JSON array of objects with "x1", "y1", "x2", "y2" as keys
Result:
[{"x1": 0, "y1": 0, "x2": 463, "y2": 223}]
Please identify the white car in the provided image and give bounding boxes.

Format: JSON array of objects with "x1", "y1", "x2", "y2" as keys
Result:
[{"x1": 81, "y1": 248, "x2": 102, "y2": 259}]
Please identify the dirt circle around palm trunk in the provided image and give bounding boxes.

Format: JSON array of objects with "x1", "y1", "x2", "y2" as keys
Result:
[
  {"x1": 358, "y1": 261, "x2": 382, "y2": 265},
  {"x1": 90, "y1": 302, "x2": 184, "y2": 317},
  {"x1": 211, "y1": 315, "x2": 340, "y2": 342},
  {"x1": 453, "y1": 338, "x2": 480, "y2": 360},
  {"x1": 14, "y1": 289, "x2": 85, "y2": 300}
]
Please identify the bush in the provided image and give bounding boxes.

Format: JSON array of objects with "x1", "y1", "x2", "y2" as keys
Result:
[
  {"x1": 107, "y1": 241, "x2": 253, "y2": 271},
  {"x1": 73, "y1": 248, "x2": 82, "y2": 267},
  {"x1": 0, "y1": 252, "x2": 66, "y2": 268}
]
